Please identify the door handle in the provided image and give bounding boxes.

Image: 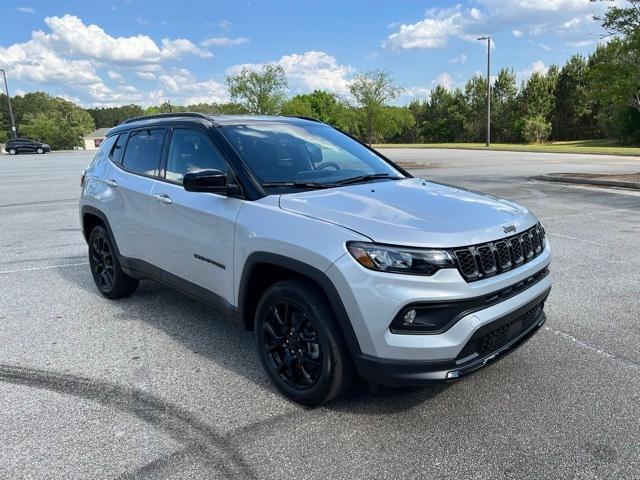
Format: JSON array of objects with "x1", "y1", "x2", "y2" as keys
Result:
[
  {"x1": 104, "y1": 179, "x2": 118, "y2": 188},
  {"x1": 153, "y1": 194, "x2": 173, "y2": 204}
]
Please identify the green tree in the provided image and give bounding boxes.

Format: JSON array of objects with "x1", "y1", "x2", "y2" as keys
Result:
[
  {"x1": 349, "y1": 70, "x2": 402, "y2": 143},
  {"x1": 15, "y1": 93, "x2": 94, "y2": 149},
  {"x1": 281, "y1": 90, "x2": 351, "y2": 129},
  {"x1": 226, "y1": 64, "x2": 288, "y2": 114},
  {"x1": 411, "y1": 86, "x2": 467, "y2": 142},
  {"x1": 552, "y1": 55, "x2": 597, "y2": 140},
  {"x1": 492, "y1": 68, "x2": 518, "y2": 142},
  {"x1": 463, "y1": 75, "x2": 488, "y2": 142},
  {"x1": 522, "y1": 115, "x2": 552, "y2": 143},
  {"x1": 87, "y1": 104, "x2": 145, "y2": 128}
]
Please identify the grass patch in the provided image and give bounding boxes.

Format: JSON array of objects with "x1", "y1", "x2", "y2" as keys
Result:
[{"x1": 373, "y1": 139, "x2": 640, "y2": 156}]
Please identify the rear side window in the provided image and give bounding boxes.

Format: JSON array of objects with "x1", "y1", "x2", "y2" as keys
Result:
[
  {"x1": 121, "y1": 129, "x2": 166, "y2": 176},
  {"x1": 110, "y1": 134, "x2": 127, "y2": 164}
]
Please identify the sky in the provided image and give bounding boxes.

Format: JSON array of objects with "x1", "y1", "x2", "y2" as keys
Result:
[{"x1": 0, "y1": 0, "x2": 616, "y2": 107}]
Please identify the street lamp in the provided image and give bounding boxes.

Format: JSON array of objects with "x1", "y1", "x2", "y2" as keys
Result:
[
  {"x1": 0, "y1": 69, "x2": 17, "y2": 140},
  {"x1": 477, "y1": 36, "x2": 491, "y2": 147}
]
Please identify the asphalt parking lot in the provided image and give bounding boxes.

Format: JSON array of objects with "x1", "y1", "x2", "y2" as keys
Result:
[{"x1": 1, "y1": 148, "x2": 639, "y2": 479}]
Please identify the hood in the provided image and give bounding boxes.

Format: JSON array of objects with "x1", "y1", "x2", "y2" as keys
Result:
[{"x1": 279, "y1": 178, "x2": 538, "y2": 248}]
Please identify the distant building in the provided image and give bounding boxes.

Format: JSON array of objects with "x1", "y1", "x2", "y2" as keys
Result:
[{"x1": 83, "y1": 128, "x2": 110, "y2": 150}]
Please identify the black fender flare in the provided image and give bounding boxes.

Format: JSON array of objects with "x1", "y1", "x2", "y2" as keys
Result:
[{"x1": 238, "y1": 252, "x2": 362, "y2": 357}]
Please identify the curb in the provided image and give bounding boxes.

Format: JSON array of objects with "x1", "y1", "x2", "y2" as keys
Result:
[{"x1": 533, "y1": 174, "x2": 640, "y2": 191}]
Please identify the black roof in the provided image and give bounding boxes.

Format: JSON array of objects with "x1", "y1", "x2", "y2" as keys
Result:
[{"x1": 107, "y1": 112, "x2": 321, "y2": 136}]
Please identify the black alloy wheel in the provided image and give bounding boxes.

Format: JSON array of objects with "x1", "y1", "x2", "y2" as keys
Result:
[
  {"x1": 87, "y1": 225, "x2": 139, "y2": 299},
  {"x1": 262, "y1": 300, "x2": 323, "y2": 390},
  {"x1": 90, "y1": 233, "x2": 115, "y2": 291},
  {"x1": 255, "y1": 279, "x2": 354, "y2": 405}
]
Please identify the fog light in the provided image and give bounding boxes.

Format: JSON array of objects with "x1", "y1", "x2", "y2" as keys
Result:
[{"x1": 403, "y1": 309, "x2": 417, "y2": 325}]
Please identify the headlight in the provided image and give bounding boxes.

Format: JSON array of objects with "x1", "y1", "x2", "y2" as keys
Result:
[{"x1": 346, "y1": 242, "x2": 455, "y2": 275}]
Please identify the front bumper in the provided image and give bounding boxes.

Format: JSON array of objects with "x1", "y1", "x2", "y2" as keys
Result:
[{"x1": 352, "y1": 287, "x2": 549, "y2": 386}]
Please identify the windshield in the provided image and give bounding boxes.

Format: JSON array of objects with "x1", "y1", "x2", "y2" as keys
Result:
[{"x1": 220, "y1": 123, "x2": 405, "y2": 189}]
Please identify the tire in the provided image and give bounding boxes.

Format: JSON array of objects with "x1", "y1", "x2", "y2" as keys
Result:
[
  {"x1": 8, "y1": 149, "x2": 16, "y2": 155},
  {"x1": 88, "y1": 225, "x2": 139, "y2": 299},
  {"x1": 37, "y1": 148, "x2": 44, "y2": 154},
  {"x1": 255, "y1": 279, "x2": 354, "y2": 405}
]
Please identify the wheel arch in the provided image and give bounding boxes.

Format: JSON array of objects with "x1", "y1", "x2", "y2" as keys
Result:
[
  {"x1": 81, "y1": 206, "x2": 121, "y2": 256},
  {"x1": 238, "y1": 252, "x2": 362, "y2": 356}
]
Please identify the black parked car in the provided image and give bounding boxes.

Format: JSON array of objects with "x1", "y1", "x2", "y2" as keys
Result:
[{"x1": 4, "y1": 138, "x2": 51, "y2": 155}]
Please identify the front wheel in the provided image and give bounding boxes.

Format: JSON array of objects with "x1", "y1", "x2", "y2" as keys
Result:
[
  {"x1": 88, "y1": 225, "x2": 138, "y2": 299},
  {"x1": 255, "y1": 279, "x2": 354, "y2": 405},
  {"x1": 8, "y1": 149, "x2": 16, "y2": 155},
  {"x1": 37, "y1": 148, "x2": 44, "y2": 154}
]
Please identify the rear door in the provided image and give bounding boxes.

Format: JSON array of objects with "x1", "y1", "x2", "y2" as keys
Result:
[
  {"x1": 149, "y1": 127, "x2": 242, "y2": 305},
  {"x1": 105, "y1": 128, "x2": 166, "y2": 266}
]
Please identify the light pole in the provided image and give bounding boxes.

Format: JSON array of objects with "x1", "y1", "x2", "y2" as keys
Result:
[
  {"x1": 0, "y1": 69, "x2": 17, "y2": 140},
  {"x1": 477, "y1": 36, "x2": 491, "y2": 147}
]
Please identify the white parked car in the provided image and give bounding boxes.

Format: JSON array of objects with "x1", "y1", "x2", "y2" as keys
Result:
[{"x1": 79, "y1": 113, "x2": 552, "y2": 405}]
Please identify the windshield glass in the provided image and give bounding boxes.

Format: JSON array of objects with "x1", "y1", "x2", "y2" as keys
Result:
[{"x1": 220, "y1": 123, "x2": 404, "y2": 188}]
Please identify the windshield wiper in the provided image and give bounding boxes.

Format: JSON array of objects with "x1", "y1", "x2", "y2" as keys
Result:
[
  {"x1": 333, "y1": 173, "x2": 402, "y2": 186},
  {"x1": 261, "y1": 181, "x2": 335, "y2": 189}
]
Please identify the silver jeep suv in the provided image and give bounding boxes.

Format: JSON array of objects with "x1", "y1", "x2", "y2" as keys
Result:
[{"x1": 79, "y1": 113, "x2": 552, "y2": 405}]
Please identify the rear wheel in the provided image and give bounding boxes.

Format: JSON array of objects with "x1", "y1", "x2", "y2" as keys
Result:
[
  {"x1": 8, "y1": 149, "x2": 16, "y2": 155},
  {"x1": 88, "y1": 225, "x2": 138, "y2": 299},
  {"x1": 255, "y1": 279, "x2": 354, "y2": 405}
]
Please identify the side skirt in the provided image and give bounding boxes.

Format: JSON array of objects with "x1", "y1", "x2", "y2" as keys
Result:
[{"x1": 120, "y1": 256, "x2": 241, "y2": 326}]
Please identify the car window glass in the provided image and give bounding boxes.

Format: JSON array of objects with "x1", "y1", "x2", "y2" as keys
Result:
[
  {"x1": 165, "y1": 129, "x2": 229, "y2": 184},
  {"x1": 121, "y1": 129, "x2": 165, "y2": 176},
  {"x1": 110, "y1": 134, "x2": 127, "y2": 164},
  {"x1": 221, "y1": 124, "x2": 401, "y2": 184}
]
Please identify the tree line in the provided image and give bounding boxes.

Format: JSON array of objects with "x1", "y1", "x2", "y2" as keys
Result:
[{"x1": 1, "y1": 1, "x2": 638, "y2": 149}]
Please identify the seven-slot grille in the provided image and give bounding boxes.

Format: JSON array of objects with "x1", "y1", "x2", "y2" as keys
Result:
[{"x1": 451, "y1": 223, "x2": 546, "y2": 282}]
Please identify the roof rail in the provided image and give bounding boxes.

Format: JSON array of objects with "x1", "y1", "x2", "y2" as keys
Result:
[
  {"x1": 289, "y1": 116, "x2": 321, "y2": 123},
  {"x1": 122, "y1": 112, "x2": 212, "y2": 124}
]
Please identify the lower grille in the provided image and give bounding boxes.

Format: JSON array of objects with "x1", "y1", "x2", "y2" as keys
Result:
[{"x1": 456, "y1": 301, "x2": 544, "y2": 360}]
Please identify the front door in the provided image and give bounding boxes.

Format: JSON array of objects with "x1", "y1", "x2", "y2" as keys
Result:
[{"x1": 149, "y1": 127, "x2": 242, "y2": 306}]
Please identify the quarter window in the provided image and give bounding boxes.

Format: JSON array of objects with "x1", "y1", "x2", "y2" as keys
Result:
[
  {"x1": 165, "y1": 129, "x2": 229, "y2": 184},
  {"x1": 121, "y1": 129, "x2": 165, "y2": 176},
  {"x1": 110, "y1": 134, "x2": 127, "y2": 164}
]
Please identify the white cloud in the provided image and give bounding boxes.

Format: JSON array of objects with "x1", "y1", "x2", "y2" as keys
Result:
[
  {"x1": 136, "y1": 71, "x2": 157, "y2": 80},
  {"x1": 448, "y1": 53, "x2": 467, "y2": 64},
  {"x1": 517, "y1": 60, "x2": 549, "y2": 83},
  {"x1": 386, "y1": 1, "x2": 610, "y2": 51},
  {"x1": 384, "y1": 6, "x2": 484, "y2": 50},
  {"x1": 107, "y1": 70, "x2": 123, "y2": 81},
  {"x1": 16, "y1": 7, "x2": 35, "y2": 13},
  {"x1": 201, "y1": 36, "x2": 250, "y2": 47},
  {"x1": 219, "y1": 20, "x2": 232, "y2": 30},
  {"x1": 539, "y1": 43, "x2": 551, "y2": 51},
  {"x1": 396, "y1": 86, "x2": 431, "y2": 104},
  {"x1": 566, "y1": 39, "x2": 593, "y2": 47},
  {"x1": 44, "y1": 15, "x2": 212, "y2": 65},
  {"x1": 0, "y1": 31, "x2": 101, "y2": 85},
  {"x1": 158, "y1": 69, "x2": 229, "y2": 104},
  {"x1": 433, "y1": 72, "x2": 454, "y2": 91},
  {"x1": 228, "y1": 51, "x2": 354, "y2": 95}
]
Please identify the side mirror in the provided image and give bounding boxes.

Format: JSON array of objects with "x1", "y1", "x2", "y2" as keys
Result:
[{"x1": 183, "y1": 169, "x2": 240, "y2": 195}]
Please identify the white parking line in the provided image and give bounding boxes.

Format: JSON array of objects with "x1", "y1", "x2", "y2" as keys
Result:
[
  {"x1": 0, "y1": 262, "x2": 89, "y2": 275},
  {"x1": 544, "y1": 326, "x2": 639, "y2": 370}
]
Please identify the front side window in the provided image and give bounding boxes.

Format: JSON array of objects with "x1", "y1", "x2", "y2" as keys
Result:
[
  {"x1": 220, "y1": 123, "x2": 404, "y2": 190},
  {"x1": 121, "y1": 128, "x2": 165, "y2": 176},
  {"x1": 165, "y1": 129, "x2": 229, "y2": 184}
]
